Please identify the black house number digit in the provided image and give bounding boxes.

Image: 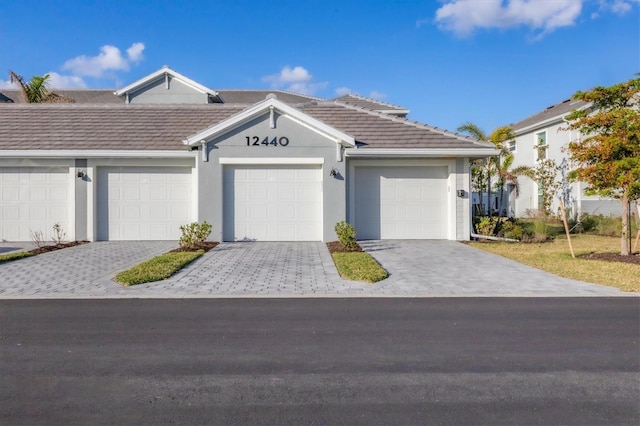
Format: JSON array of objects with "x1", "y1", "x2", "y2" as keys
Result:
[{"x1": 245, "y1": 136, "x2": 290, "y2": 147}]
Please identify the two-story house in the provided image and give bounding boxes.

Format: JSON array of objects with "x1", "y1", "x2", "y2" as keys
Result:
[{"x1": 509, "y1": 97, "x2": 623, "y2": 219}]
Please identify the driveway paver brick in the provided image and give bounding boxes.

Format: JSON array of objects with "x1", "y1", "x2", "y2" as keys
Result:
[{"x1": 0, "y1": 240, "x2": 633, "y2": 298}]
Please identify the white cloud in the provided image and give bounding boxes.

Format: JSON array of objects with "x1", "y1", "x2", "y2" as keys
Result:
[
  {"x1": 62, "y1": 42, "x2": 145, "y2": 78},
  {"x1": 597, "y1": 0, "x2": 639, "y2": 15},
  {"x1": 433, "y1": 0, "x2": 583, "y2": 39},
  {"x1": 47, "y1": 72, "x2": 88, "y2": 89},
  {"x1": 126, "y1": 42, "x2": 145, "y2": 62},
  {"x1": 369, "y1": 91, "x2": 387, "y2": 100},
  {"x1": 335, "y1": 87, "x2": 352, "y2": 96},
  {"x1": 262, "y1": 65, "x2": 328, "y2": 95},
  {"x1": 0, "y1": 79, "x2": 17, "y2": 89}
]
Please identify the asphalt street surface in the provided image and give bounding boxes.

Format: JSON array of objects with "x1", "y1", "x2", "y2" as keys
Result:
[{"x1": 1, "y1": 298, "x2": 638, "y2": 425}]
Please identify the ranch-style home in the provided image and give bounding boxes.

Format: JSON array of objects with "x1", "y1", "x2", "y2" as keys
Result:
[{"x1": 0, "y1": 67, "x2": 497, "y2": 243}]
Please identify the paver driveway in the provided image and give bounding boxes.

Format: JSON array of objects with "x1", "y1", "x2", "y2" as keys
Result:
[{"x1": 0, "y1": 240, "x2": 632, "y2": 298}]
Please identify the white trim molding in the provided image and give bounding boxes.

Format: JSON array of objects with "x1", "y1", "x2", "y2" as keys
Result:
[
  {"x1": 0, "y1": 150, "x2": 198, "y2": 159},
  {"x1": 219, "y1": 157, "x2": 324, "y2": 165},
  {"x1": 345, "y1": 148, "x2": 500, "y2": 158}
]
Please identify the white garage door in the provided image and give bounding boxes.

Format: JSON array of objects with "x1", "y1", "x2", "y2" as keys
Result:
[
  {"x1": 0, "y1": 167, "x2": 70, "y2": 241},
  {"x1": 355, "y1": 166, "x2": 448, "y2": 239},
  {"x1": 223, "y1": 165, "x2": 322, "y2": 241},
  {"x1": 97, "y1": 167, "x2": 192, "y2": 241}
]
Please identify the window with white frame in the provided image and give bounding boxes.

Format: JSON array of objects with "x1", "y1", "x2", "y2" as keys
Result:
[
  {"x1": 508, "y1": 140, "x2": 516, "y2": 152},
  {"x1": 535, "y1": 131, "x2": 547, "y2": 160}
]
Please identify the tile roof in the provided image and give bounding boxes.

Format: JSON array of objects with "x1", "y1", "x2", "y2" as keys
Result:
[
  {"x1": 0, "y1": 104, "x2": 243, "y2": 150},
  {"x1": 0, "y1": 89, "x2": 125, "y2": 104},
  {"x1": 216, "y1": 90, "x2": 321, "y2": 104},
  {"x1": 333, "y1": 94, "x2": 409, "y2": 113},
  {"x1": 511, "y1": 97, "x2": 589, "y2": 132},
  {"x1": 301, "y1": 102, "x2": 485, "y2": 149},
  {"x1": 0, "y1": 101, "x2": 492, "y2": 152}
]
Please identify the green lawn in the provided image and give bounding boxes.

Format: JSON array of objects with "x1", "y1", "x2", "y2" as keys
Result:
[
  {"x1": 469, "y1": 234, "x2": 639, "y2": 292},
  {"x1": 331, "y1": 252, "x2": 388, "y2": 283},
  {"x1": 115, "y1": 250, "x2": 204, "y2": 286},
  {"x1": 0, "y1": 251, "x2": 35, "y2": 263}
]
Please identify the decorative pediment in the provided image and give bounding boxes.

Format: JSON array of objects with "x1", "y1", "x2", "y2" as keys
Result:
[
  {"x1": 183, "y1": 96, "x2": 356, "y2": 149},
  {"x1": 114, "y1": 66, "x2": 221, "y2": 103}
]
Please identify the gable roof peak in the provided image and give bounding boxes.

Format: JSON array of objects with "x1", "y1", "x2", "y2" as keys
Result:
[{"x1": 114, "y1": 66, "x2": 221, "y2": 102}]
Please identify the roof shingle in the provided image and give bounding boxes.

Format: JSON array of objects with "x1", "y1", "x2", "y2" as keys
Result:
[{"x1": 0, "y1": 101, "x2": 492, "y2": 151}]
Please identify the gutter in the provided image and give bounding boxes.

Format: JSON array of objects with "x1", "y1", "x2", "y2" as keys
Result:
[{"x1": 345, "y1": 148, "x2": 500, "y2": 158}]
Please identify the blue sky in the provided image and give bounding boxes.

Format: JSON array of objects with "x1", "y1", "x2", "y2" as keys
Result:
[{"x1": 1, "y1": 0, "x2": 638, "y2": 132}]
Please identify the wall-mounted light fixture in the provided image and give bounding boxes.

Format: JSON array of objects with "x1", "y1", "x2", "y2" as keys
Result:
[
  {"x1": 76, "y1": 170, "x2": 86, "y2": 179},
  {"x1": 329, "y1": 168, "x2": 339, "y2": 177},
  {"x1": 456, "y1": 189, "x2": 466, "y2": 198}
]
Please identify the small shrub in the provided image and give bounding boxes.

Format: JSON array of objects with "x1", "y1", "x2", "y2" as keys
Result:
[
  {"x1": 521, "y1": 219, "x2": 556, "y2": 243},
  {"x1": 597, "y1": 216, "x2": 620, "y2": 237},
  {"x1": 500, "y1": 219, "x2": 524, "y2": 240},
  {"x1": 475, "y1": 216, "x2": 499, "y2": 236},
  {"x1": 52, "y1": 223, "x2": 66, "y2": 245},
  {"x1": 30, "y1": 229, "x2": 46, "y2": 249},
  {"x1": 335, "y1": 221, "x2": 357, "y2": 250},
  {"x1": 179, "y1": 221, "x2": 212, "y2": 249}
]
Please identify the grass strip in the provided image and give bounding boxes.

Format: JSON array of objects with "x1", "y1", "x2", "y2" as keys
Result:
[
  {"x1": 115, "y1": 250, "x2": 204, "y2": 286},
  {"x1": 0, "y1": 251, "x2": 35, "y2": 263},
  {"x1": 331, "y1": 252, "x2": 388, "y2": 283},
  {"x1": 469, "y1": 235, "x2": 639, "y2": 292}
]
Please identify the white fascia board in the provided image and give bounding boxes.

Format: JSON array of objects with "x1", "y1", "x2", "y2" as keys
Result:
[
  {"x1": 514, "y1": 103, "x2": 592, "y2": 136},
  {"x1": 219, "y1": 157, "x2": 324, "y2": 165},
  {"x1": 114, "y1": 67, "x2": 218, "y2": 97},
  {"x1": 0, "y1": 150, "x2": 197, "y2": 158},
  {"x1": 344, "y1": 148, "x2": 500, "y2": 158},
  {"x1": 183, "y1": 98, "x2": 356, "y2": 148}
]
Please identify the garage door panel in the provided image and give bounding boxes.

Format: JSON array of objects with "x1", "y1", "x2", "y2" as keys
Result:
[
  {"x1": 97, "y1": 167, "x2": 192, "y2": 240},
  {"x1": 355, "y1": 166, "x2": 448, "y2": 240},
  {"x1": 0, "y1": 167, "x2": 70, "y2": 241},
  {"x1": 224, "y1": 165, "x2": 322, "y2": 241}
]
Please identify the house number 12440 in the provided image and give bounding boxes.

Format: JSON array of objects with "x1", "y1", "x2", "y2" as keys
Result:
[{"x1": 246, "y1": 136, "x2": 290, "y2": 147}]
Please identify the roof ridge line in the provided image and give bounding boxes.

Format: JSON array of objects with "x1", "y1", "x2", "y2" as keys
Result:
[
  {"x1": 336, "y1": 93, "x2": 408, "y2": 111},
  {"x1": 217, "y1": 88, "x2": 326, "y2": 101}
]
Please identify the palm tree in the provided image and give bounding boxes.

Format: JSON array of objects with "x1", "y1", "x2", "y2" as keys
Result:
[
  {"x1": 458, "y1": 123, "x2": 530, "y2": 218},
  {"x1": 8, "y1": 71, "x2": 74, "y2": 103},
  {"x1": 458, "y1": 122, "x2": 492, "y2": 215}
]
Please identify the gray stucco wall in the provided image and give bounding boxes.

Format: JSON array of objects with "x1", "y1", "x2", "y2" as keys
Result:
[
  {"x1": 455, "y1": 157, "x2": 468, "y2": 240},
  {"x1": 128, "y1": 76, "x2": 209, "y2": 104},
  {"x1": 197, "y1": 111, "x2": 346, "y2": 242},
  {"x1": 74, "y1": 159, "x2": 88, "y2": 240}
]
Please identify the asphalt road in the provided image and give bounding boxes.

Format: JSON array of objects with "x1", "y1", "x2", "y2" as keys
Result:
[{"x1": 1, "y1": 298, "x2": 638, "y2": 425}]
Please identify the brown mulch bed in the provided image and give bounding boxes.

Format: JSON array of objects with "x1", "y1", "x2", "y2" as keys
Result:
[
  {"x1": 30, "y1": 240, "x2": 89, "y2": 255},
  {"x1": 326, "y1": 241, "x2": 363, "y2": 253},
  {"x1": 579, "y1": 252, "x2": 640, "y2": 265},
  {"x1": 169, "y1": 242, "x2": 219, "y2": 253}
]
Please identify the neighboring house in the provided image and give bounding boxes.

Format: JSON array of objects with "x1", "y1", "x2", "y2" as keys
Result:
[
  {"x1": 509, "y1": 97, "x2": 622, "y2": 218},
  {"x1": 0, "y1": 66, "x2": 497, "y2": 243}
]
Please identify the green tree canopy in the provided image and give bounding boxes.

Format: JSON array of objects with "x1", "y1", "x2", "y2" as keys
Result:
[
  {"x1": 565, "y1": 75, "x2": 640, "y2": 255},
  {"x1": 8, "y1": 71, "x2": 74, "y2": 103}
]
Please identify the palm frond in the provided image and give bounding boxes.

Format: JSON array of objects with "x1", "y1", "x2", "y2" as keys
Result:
[{"x1": 457, "y1": 122, "x2": 487, "y2": 141}]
